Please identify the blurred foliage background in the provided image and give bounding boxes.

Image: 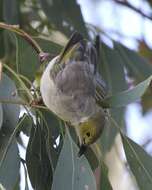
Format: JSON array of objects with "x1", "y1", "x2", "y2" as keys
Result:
[{"x1": 0, "y1": 0, "x2": 152, "y2": 190}]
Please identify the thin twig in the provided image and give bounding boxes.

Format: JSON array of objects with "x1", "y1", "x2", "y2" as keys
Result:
[
  {"x1": 0, "y1": 99, "x2": 48, "y2": 110},
  {"x1": 114, "y1": 0, "x2": 152, "y2": 21}
]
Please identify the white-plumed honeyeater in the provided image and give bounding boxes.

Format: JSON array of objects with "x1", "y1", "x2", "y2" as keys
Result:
[{"x1": 40, "y1": 32, "x2": 108, "y2": 156}]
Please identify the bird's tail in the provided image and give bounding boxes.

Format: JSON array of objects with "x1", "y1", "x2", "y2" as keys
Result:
[{"x1": 59, "y1": 32, "x2": 98, "y2": 74}]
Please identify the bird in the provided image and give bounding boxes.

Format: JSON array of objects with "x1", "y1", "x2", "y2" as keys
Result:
[{"x1": 40, "y1": 32, "x2": 108, "y2": 156}]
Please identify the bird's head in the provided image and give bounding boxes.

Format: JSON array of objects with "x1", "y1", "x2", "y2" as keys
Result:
[{"x1": 78, "y1": 109, "x2": 106, "y2": 156}]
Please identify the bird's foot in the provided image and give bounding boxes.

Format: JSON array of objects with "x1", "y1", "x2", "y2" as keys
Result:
[{"x1": 29, "y1": 97, "x2": 43, "y2": 107}]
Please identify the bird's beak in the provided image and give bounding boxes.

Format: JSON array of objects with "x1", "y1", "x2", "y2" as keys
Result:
[{"x1": 78, "y1": 144, "x2": 87, "y2": 157}]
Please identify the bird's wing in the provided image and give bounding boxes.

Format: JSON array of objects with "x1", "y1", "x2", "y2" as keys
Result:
[
  {"x1": 50, "y1": 32, "x2": 85, "y2": 79},
  {"x1": 92, "y1": 35, "x2": 108, "y2": 106},
  {"x1": 59, "y1": 31, "x2": 83, "y2": 62},
  {"x1": 95, "y1": 73, "x2": 108, "y2": 108}
]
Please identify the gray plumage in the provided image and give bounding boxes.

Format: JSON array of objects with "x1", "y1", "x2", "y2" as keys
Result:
[{"x1": 40, "y1": 32, "x2": 107, "y2": 125}]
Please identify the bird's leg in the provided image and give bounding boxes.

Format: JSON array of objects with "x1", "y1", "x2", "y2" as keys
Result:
[
  {"x1": 29, "y1": 97, "x2": 43, "y2": 106},
  {"x1": 39, "y1": 52, "x2": 55, "y2": 63}
]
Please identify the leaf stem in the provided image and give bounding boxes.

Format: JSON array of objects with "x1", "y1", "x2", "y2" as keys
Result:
[{"x1": 3, "y1": 63, "x2": 33, "y2": 101}]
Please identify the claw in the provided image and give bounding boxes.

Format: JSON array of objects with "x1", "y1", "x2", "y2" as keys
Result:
[
  {"x1": 39, "y1": 52, "x2": 53, "y2": 63},
  {"x1": 29, "y1": 98, "x2": 43, "y2": 106}
]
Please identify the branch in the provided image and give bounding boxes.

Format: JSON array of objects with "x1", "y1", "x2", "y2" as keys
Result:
[
  {"x1": 0, "y1": 22, "x2": 43, "y2": 54},
  {"x1": 114, "y1": 0, "x2": 152, "y2": 21},
  {"x1": 0, "y1": 99, "x2": 48, "y2": 110}
]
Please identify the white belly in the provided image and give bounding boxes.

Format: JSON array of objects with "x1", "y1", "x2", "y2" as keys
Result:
[{"x1": 40, "y1": 58, "x2": 96, "y2": 125}]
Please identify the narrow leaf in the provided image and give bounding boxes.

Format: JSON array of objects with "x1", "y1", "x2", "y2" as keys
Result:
[
  {"x1": 0, "y1": 0, "x2": 5, "y2": 58},
  {"x1": 99, "y1": 43, "x2": 127, "y2": 152},
  {"x1": 121, "y1": 135, "x2": 152, "y2": 190},
  {"x1": 0, "y1": 73, "x2": 20, "y2": 131},
  {"x1": 115, "y1": 42, "x2": 152, "y2": 81},
  {"x1": 26, "y1": 122, "x2": 53, "y2": 190},
  {"x1": 39, "y1": 0, "x2": 88, "y2": 37},
  {"x1": 103, "y1": 75, "x2": 152, "y2": 108},
  {"x1": 3, "y1": 0, "x2": 20, "y2": 24},
  {"x1": 52, "y1": 132, "x2": 96, "y2": 190},
  {"x1": 100, "y1": 163, "x2": 113, "y2": 190},
  {"x1": 0, "y1": 103, "x2": 3, "y2": 130},
  {"x1": 0, "y1": 132, "x2": 20, "y2": 190}
]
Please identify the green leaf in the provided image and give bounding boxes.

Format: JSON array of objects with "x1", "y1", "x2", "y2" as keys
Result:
[
  {"x1": 16, "y1": 36, "x2": 62, "y2": 81},
  {"x1": 0, "y1": 30, "x2": 5, "y2": 58},
  {"x1": 18, "y1": 113, "x2": 33, "y2": 136},
  {"x1": 100, "y1": 162, "x2": 113, "y2": 190},
  {"x1": 99, "y1": 43, "x2": 127, "y2": 152},
  {"x1": 0, "y1": 142, "x2": 20, "y2": 190},
  {"x1": 25, "y1": 109, "x2": 63, "y2": 190},
  {"x1": 39, "y1": 0, "x2": 88, "y2": 37},
  {"x1": 3, "y1": 0, "x2": 20, "y2": 24},
  {"x1": 0, "y1": 183, "x2": 6, "y2": 190},
  {"x1": 115, "y1": 42, "x2": 152, "y2": 82},
  {"x1": 0, "y1": 129, "x2": 20, "y2": 190},
  {"x1": 0, "y1": 74, "x2": 20, "y2": 190},
  {"x1": 36, "y1": 38, "x2": 62, "y2": 54},
  {"x1": 0, "y1": 103, "x2": 3, "y2": 130},
  {"x1": 12, "y1": 175, "x2": 20, "y2": 190},
  {"x1": 121, "y1": 135, "x2": 152, "y2": 190},
  {"x1": 52, "y1": 132, "x2": 96, "y2": 190},
  {"x1": 26, "y1": 122, "x2": 53, "y2": 190},
  {"x1": 0, "y1": 73, "x2": 20, "y2": 131},
  {"x1": 17, "y1": 36, "x2": 38, "y2": 81},
  {"x1": 0, "y1": 0, "x2": 3, "y2": 21},
  {"x1": 39, "y1": 109, "x2": 63, "y2": 168},
  {"x1": 0, "y1": 0, "x2": 5, "y2": 58},
  {"x1": 103, "y1": 75, "x2": 152, "y2": 108}
]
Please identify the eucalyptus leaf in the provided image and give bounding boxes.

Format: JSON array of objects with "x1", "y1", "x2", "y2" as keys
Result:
[
  {"x1": 0, "y1": 29, "x2": 5, "y2": 58},
  {"x1": 0, "y1": 74, "x2": 20, "y2": 189},
  {"x1": 26, "y1": 122, "x2": 53, "y2": 190},
  {"x1": 39, "y1": 0, "x2": 88, "y2": 37},
  {"x1": 0, "y1": 103, "x2": 3, "y2": 130},
  {"x1": 39, "y1": 109, "x2": 63, "y2": 168},
  {"x1": 0, "y1": 73, "x2": 20, "y2": 131},
  {"x1": 18, "y1": 114, "x2": 33, "y2": 136},
  {"x1": 36, "y1": 38, "x2": 62, "y2": 54},
  {"x1": 0, "y1": 0, "x2": 4, "y2": 58},
  {"x1": 0, "y1": 183, "x2": 6, "y2": 190},
  {"x1": 0, "y1": 127, "x2": 20, "y2": 190},
  {"x1": 100, "y1": 162, "x2": 113, "y2": 190},
  {"x1": 103, "y1": 75, "x2": 152, "y2": 108},
  {"x1": 115, "y1": 42, "x2": 152, "y2": 82},
  {"x1": 0, "y1": 142, "x2": 20, "y2": 190},
  {"x1": 121, "y1": 134, "x2": 152, "y2": 190},
  {"x1": 99, "y1": 43, "x2": 127, "y2": 152},
  {"x1": 16, "y1": 36, "x2": 62, "y2": 81},
  {"x1": 0, "y1": 1, "x2": 3, "y2": 22},
  {"x1": 12, "y1": 175, "x2": 20, "y2": 190},
  {"x1": 17, "y1": 36, "x2": 38, "y2": 81},
  {"x1": 52, "y1": 132, "x2": 96, "y2": 190},
  {"x1": 3, "y1": 0, "x2": 20, "y2": 24}
]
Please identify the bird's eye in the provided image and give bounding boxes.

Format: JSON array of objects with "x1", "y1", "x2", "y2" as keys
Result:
[{"x1": 86, "y1": 132, "x2": 90, "y2": 137}]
